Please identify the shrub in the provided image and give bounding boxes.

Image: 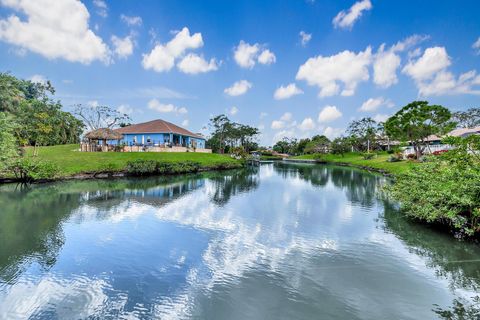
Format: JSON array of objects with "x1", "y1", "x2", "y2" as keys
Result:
[
  {"x1": 8, "y1": 157, "x2": 58, "y2": 182},
  {"x1": 387, "y1": 155, "x2": 401, "y2": 162},
  {"x1": 362, "y1": 152, "x2": 375, "y2": 160},
  {"x1": 387, "y1": 149, "x2": 395, "y2": 154},
  {"x1": 125, "y1": 160, "x2": 157, "y2": 175},
  {"x1": 126, "y1": 160, "x2": 202, "y2": 176},
  {"x1": 406, "y1": 153, "x2": 417, "y2": 160},
  {"x1": 386, "y1": 155, "x2": 480, "y2": 237}
]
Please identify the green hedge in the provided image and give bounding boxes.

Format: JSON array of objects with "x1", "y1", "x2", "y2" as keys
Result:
[{"x1": 125, "y1": 159, "x2": 202, "y2": 176}]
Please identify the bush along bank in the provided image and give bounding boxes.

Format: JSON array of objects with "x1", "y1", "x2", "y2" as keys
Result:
[
  {"x1": 385, "y1": 136, "x2": 480, "y2": 239},
  {"x1": 0, "y1": 157, "x2": 243, "y2": 183}
]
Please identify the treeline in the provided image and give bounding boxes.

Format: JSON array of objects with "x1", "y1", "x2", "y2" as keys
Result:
[
  {"x1": 0, "y1": 73, "x2": 84, "y2": 149},
  {"x1": 0, "y1": 72, "x2": 85, "y2": 179},
  {"x1": 207, "y1": 114, "x2": 260, "y2": 154},
  {"x1": 274, "y1": 101, "x2": 480, "y2": 159}
]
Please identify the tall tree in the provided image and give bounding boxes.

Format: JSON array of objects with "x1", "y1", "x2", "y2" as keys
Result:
[
  {"x1": 346, "y1": 117, "x2": 378, "y2": 152},
  {"x1": 208, "y1": 114, "x2": 231, "y2": 153},
  {"x1": 73, "y1": 104, "x2": 131, "y2": 131},
  {"x1": 0, "y1": 112, "x2": 19, "y2": 170},
  {"x1": 452, "y1": 108, "x2": 480, "y2": 128},
  {"x1": 273, "y1": 137, "x2": 298, "y2": 154},
  {"x1": 385, "y1": 101, "x2": 454, "y2": 158},
  {"x1": 304, "y1": 135, "x2": 331, "y2": 154},
  {"x1": 207, "y1": 115, "x2": 259, "y2": 153}
]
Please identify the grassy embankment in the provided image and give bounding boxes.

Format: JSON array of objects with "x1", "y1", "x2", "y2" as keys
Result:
[
  {"x1": 290, "y1": 152, "x2": 417, "y2": 175},
  {"x1": 24, "y1": 144, "x2": 242, "y2": 178}
]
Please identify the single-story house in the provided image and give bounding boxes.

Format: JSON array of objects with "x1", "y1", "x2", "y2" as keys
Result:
[
  {"x1": 81, "y1": 119, "x2": 210, "y2": 152},
  {"x1": 110, "y1": 119, "x2": 206, "y2": 149}
]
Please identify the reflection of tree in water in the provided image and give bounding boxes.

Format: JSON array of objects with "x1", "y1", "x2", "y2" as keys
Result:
[
  {"x1": 0, "y1": 170, "x2": 260, "y2": 283},
  {"x1": 207, "y1": 167, "x2": 260, "y2": 206},
  {"x1": 382, "y1": 200, "x2": 480, "y2": 318},
  {"x1": 273, "y1": 162, "x2": 330, "y2": 187},
  {"x1": 0, "y1": 184, "x2": 81, "y2": 284},
  {"x1": 433, "y1": 296, "x2": 480, "y2": 320},
  {"x1": 273, "y1": 163, "x2": 383, "y2": 207},
  {"x1": 72, "y1": 175, "x2": 208, "y2": 221},
  {"x1": 382, "y1": 201, "x2": 480, "y2": 292},
  {"x1": 329, "y1": 166, "x2": 384, "y2": 207}
]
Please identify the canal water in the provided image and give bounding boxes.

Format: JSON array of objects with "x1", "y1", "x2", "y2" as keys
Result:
[{"x1": 0, "y1": 163, "x2": 479, "y2": 319}]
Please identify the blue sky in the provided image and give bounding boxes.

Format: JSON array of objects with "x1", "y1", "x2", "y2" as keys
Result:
[{"x1": 1, "y1": 0, "x2": 479, "y2": 145}]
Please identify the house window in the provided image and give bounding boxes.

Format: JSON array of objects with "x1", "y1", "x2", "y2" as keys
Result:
[
  {"x1": 147, "y1": 136, "x2": 151, "y2": 143},
  {"x1": 133, "y1": 136, "x2": 137, "y2": 143}
]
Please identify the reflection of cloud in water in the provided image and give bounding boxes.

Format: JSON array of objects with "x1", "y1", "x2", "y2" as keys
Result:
[
  {"x1": 1, "y1": 164, "x2": 477, "y2": 319},
  {"x1": 0, "y1": 275, "x2": 122, "y2": 319}
]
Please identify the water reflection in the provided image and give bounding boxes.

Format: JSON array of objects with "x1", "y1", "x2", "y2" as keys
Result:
[{"x1": 0, "y1": 163, "x2": 479, "y2": 319}]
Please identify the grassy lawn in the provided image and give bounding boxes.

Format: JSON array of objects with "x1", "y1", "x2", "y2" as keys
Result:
[
  {"x1": 25, "y1": 144, "x2": 241, "y2": 177},
  {"x1": 291, "y1": 152, "x2": 417, "y2": 175}
]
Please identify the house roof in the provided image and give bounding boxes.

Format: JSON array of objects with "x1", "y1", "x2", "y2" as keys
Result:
[
  {"x1": 85, "y1": 128, "x2": 123, "y2": 140},
  {"x1": 114, "y1": 119, "x2": 204, "y2": 139},
  {"x1": 425, "y1": 126, "x2": 480, "y2": 141}
]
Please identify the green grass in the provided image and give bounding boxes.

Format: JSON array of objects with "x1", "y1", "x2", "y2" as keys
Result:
[
  {"x1": 25, "y1": 144, "x2": 241, "y2": 177},
  {"x1": 290, "y1": 152, "x2": 417, "y2": 175},
  {"x1": 259, "y1": 155, "x2": 284, "y2": 161}
]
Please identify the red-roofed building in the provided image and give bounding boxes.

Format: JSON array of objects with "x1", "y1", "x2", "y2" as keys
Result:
[{"x1": 107, "y1": 119, "x2": 207, "y2": 151}]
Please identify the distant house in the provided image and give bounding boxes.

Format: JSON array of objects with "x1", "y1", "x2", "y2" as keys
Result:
[
  {"x1": 111, "y1": 119, "x2": 206, "y2": 149},
  {"x1": 423, "y1": 126, "x2": 480, "y2": 144},
  {"x1": 402, "y1": 126, "x2": 480, "y2": 155},
  {"x1": 82, "y1": 119, "x2": 209, "y2": 152}
]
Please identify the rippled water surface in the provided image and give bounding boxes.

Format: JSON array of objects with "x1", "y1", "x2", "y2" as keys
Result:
[{"x1": 1, "y1": 163, "x2": 480, "y2": 319}]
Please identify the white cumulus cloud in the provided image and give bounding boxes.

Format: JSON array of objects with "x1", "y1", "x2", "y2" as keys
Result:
[
  {"x1": 323, "y1": 127, "x2": 344, "y2": 140},
  {"x1": 228, "y1": 106, "x2": 239, "y2": 116},
  {"x1": 298, "y1": 118, "x2": 315, "y2": 131},
  {"x1": 332, "y1": 0, "x2": 372, "y2": 30},
  {"x1": 142, "y1": 27, "x2": 216, "y2": 74},
  {"x1": 373, "y1": 114, "x2": 390, "y2": 123},
  {"x1": 29, "y1": 74, "x2": 47, "y2": 84},
  {"x1": 147, "y1": 99, "x2": 188, "y2": 115},
  {"x1": 224, "y1": 80, "x2": 252, "y2": 96},
  {"x1": 373, "y1": 46, "x2": 401, "y2": 88},
  {"x1": 473, "y1": 37, "x2": 480, "y2": 55},
  {"x1": 111, "y1": 35, "x2": 134, "y2": 59},
  {"x1": 359, "y1": 97, "x2": 393, "y2": 112},
  {"x1": 318, "y1": 105, "x2": 342, "y2": 123},
  {"x1": 0, "y1": 0, "x2": 111, "y2": 64},
  {"x1": 402, "y1": 46, "x2": 480, "y2": 96},
  {"x1": 296, "y1": 47, "x2": 372, "y2": 97},
  {"x1": 258, "y1": 49, "x2": 276, "y2": 65},
  {"x1": 280, "y1": 112, "x2": 293, "y2": 121},
  {"x1": 93, "y1": 0, "x2": 107, "y2": 17},
  {"x1": 234, "y1": 41, "x2": 259, "y2": 68},
  {"x1": 117, "y1": 104, "x2": 133, "y2": 115},
  {"x1": 177, "y1": 53, "x2": 218, "y2": 74},
  {"x1": 373, "y1": 34, "x2": 429, "y2": 88},
  {"x1": 299, "y1": 31, "x2": 312, "y2": 46},
  {"x1": 271, "y1": 112, "x2": 295, "y2": 130},
  {"x1": 273, "y1": 83, "x2": 303, "y2": 100},
  {"x1": 233, "y1": 41, "x2": 276, "y2": 68},
  {"x1": 402, "y1": 46, "x2": 451, "y2": 81},
  {"x1": 120, "y1": 14, "x2": 142, "y2": 26},
  {"x1": 271, "y1": 120, "x2": 285, "y2": 130}
]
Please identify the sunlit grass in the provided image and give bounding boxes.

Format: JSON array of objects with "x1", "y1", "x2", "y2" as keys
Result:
[{"x1": 25, "y1": 144, "x2": 241, "y2": 177}]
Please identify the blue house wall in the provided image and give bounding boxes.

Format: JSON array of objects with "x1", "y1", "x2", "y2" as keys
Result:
[{"x1": 107, "y1": 132, "x2": 205, "y2": 148}]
